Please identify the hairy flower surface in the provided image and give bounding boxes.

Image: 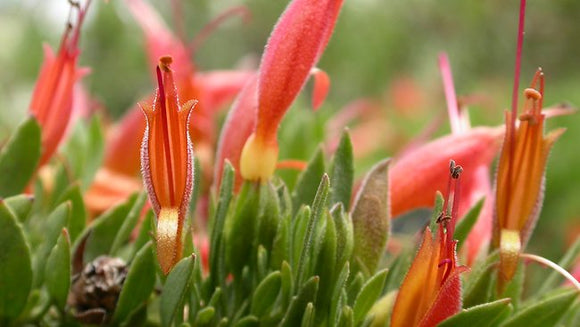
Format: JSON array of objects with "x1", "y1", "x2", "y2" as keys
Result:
[
  {"x1": 215, "y1": 0, "x2": 342, "y2": 183},
  {"x1": 140, "y1": 56, "x2": 197, "y2": 274},
  {"x1": 493, "y1": 69, "x2": 565, "y2": 282},
  {"x1": 29, "y1": 1, "x2": 91, "y2": 167},
  {"x1": 391, "y1": 161, "x2": 468, "y2": 327}
]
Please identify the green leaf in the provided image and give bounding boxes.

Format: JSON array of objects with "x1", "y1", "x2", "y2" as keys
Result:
[
  {"x1": 256, "y1": 183, "x2": 280, "y2": 251},
  {"x1": 110, "y1": 192, "x2": 147, "y2": 256},
  {"x1": 429, "y1": 191, "x2": 445, "y2": 233},
  {"x1": 234, "y1": 315, "x2": 259, "y2": 327},
  {"x1": 338, "y1": 306, "x2": 354, "y2": 327},
  {"x1": 251, "y1": 271, "x2": 282, "y2": 317},
  {"x1": 58, "y1": 184, "x2": 87, "y2": 243},
  {"x1": 367, "y1": 290, "x2": 398, "y2": 327},
  {"x1": 210, "y1": 161, "x2": 234, "y2": 288},
  {"x1": 329, "y1": 130, "x2": 354, "y2": 210},
  {"x1": 331, "y1": 203, "x2": 353, "y2": 272},
  {"x1": 34, "y1": 202, "x2": 70, "y2": 286},
  {"x1": 464, "y1": 251, "x2": 499, "y2": 308},
  {"x1": 314, "y1": 211, "x2": 337, "y2": 314},
  {"x1": 353, "y1": 268, "x2": 388, "y2": 324},
  {"x1": 280, "y1": 261, "x2": 294, "y2": 308},
  {"x1": 0, "y1": 202, "x2": 32, "y2": 319},
  {"x1": 330, "y1": 262, "x2": 350, "y2": 326},
  {"x1": 455, "y1": 197, "x2": 484, "y2": 247},
  {"x1": 84, "y1": 195, "x2": 136, "y2": 262},
  {"x1": 45, "y1": 229, "x2": 71, "y2": 309},
  {"x1": 536, "y1": 236, "x2": 580, "y2": 296},
  {"x1": 351, "y1": 159, "x2": 390, "y2": 276},
  {"x1": 292, "y1": 148, "x2": 325, "y2": 213},
  {"x1": 292, "y1": 206, "x2": 311, "y2": 271},
  {"x1": 226, "y1": 182, "x2": 260, "y2": 277},
  {"x1": 4, "y1": 194, "x2": 34, "y2": 222},
  {"x1": 501, "y1": 289, "x2": 578, "y2": 327},
  {"x1": 132, "y1": 210, "x2": 154, "y2": 258},
  {"x1": 61, "y1": 116, "x2": 105, "y2": 190},
  {"x1": 112, "y1": 242, "x2": 156, "y2": 324},
  {"x1": 438, "y1": 298, "x2": 512, "y2": 327},
  {"x1": 301, "y1": 302, "x2": 315, "y2": 327},
  {"x1": 160, "y1": 255, "x2": 195, "y2": 327},
  {"x1": 0, "y1": 117, "x2": 41, "y2": 197},
  {"x1": 195, "y1": 306, "x2": 215, "y2": 325},
  {"x1": 297, "y1": 174, "x2": 330, "y2": 287},
  {"x1": 281, "y1": 276, "x2": 319, "y2": 327},
  {"x1": 270, "y1": 211, "x2": 291, "y2": 270}
]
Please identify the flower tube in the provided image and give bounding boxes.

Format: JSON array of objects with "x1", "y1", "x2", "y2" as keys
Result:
[{"x1": 140, "y1": 56, "x2": 197, "y2": 274}]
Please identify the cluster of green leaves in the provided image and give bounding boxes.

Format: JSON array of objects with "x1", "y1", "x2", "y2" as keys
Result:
[{"x1": 1, "y1": 115, "x2": 579, "y2": 327}]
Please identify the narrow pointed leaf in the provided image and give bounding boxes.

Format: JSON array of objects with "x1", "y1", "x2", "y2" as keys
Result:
[
  {"x1": 353, "y1": 268, "x2": 389, "y2": 324},
  {"x1": 111, "y1": 192, "x2": 147, "y2": 255},
  {"x1": 0, "y1": 118, "x2": 41, "y2": 197},
  {"x1": 252, "y1": 271, "x2": 282, "y2": 316},
  {"x1": 58, "y1": 184, "x2": 87, "y2": 243},
  {"x1": 4, "y1": 194, "x2": 34, "y2": 223},
  {"x1": 338, "y1": 306, "x2": 354, "y2": 327},
  {"x1": 195, "y1": 306, "x2": 215, "y2": 325},
  {"x1": 351, "y1": 159, "x2": 390, "y2": 276},
  {"x1": 438, "y1": 298, "x2": 512, "y2": 327},
  {"x1": 160, "y1": 255, "x2": 195, "y2": 327},
  {"x1": 464, "y1": 251, "x2": 499, "y2": 308},
  {"x1": 501, "y1": 289, "x2": 578, "y2": 327},
  {"x1": 297, "y1": 174, "x2": 329, "y2": 286},
  {"x1": 0, "y1": 202, "x2": 32, "y2": 319},
  {"x1": 210, "y1": 161, "x2": 234, "y2": 287},
  {"x1": 132, "y1": 210, "x2": 154, "y2": 258},
  {"x1": 455, "y1": 197, "x2": 484, "y2": 247},
  {"x1": 34, "y1": 202, "x2": 70, "y2": 286},
  {"x1": 45, "y1": 229, "x2": 71, "y2": 309},
  {"x1": 84, "y1": 195, "x2": 136, "y2": 262},
  {"x1": 330, "y1": 262, "x2": 350, "y2": 326},
  {"x1": 301, "y1": 302, "x2": 315, "y2": 327},
  {"x1": 330, "y1": 130, "x2": 354, "y2": 210},
  {"x1": 113, "y1": 242, "x2": 156, "y2": 324},
  {"x1": 234, "y1": 315, "x2": 259, "y2": 327},
  {"x1": 281, "y1": 276, "x2": 319, "y2": 327},
  {"x1": 292, "y1": 148, "x2": 325, "y2": 212}
]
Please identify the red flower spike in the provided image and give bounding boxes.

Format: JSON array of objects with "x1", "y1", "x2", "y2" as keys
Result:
[
  {"x1": 30, "y1": 0, "x2": 91, "y2": 167},
  {"x1": 239, "y1": 0, "x2": 343, "y2": 181},
  {"x1": 391, "y1": 161, "x2": 469, "y2": 327},
  {"x1": 140, "y1": 56, "x2": 197, "y2": 275}
]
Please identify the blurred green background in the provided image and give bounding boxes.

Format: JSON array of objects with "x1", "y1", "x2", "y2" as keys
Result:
[{"x1": 1, "y1": 0, "x2": 578, "y2": 261}]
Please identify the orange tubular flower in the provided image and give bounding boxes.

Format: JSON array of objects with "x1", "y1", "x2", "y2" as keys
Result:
[
  {"x1": 493, "y1": 70, "x2": 565, "y2": 283},
  {"x1": 140, "y1": 56, "x2": 197, "y2": 274},
  {"x1": 391, "y1": 161, "x2": 469, "y2": 327},
  {"x1": 29, "y1": 0, "x2": 91, "y2": 167},
  {"x1": 238, "y1": 0, "x2": 343, "y2": 182}
]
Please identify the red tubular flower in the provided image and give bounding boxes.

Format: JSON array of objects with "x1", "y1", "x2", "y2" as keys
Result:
[
  {"x1": 389, "y1": 126, "x2": 503, "y2": 218},
  {"x1": 238, "y1": 0, "x2": 344, "y2": 182},
  {"x1": 29, "y1": 1, "x2": 91, "y2": 167},
  {"x1": 140, "y1": 56, "x2": 197, "y2": 274},
  {"x1": 391, "y1": 161, "x2": 469, "y2": 327},
  {"x1": 86, "y1": 0, "x2": 251, "y2": 214}
]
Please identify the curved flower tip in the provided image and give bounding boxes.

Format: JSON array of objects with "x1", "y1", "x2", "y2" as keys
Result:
[
  {"x1": 239, "y1": 0, "x2": 344, "y2": 182},
  {"x1": 140, "y1": 56, "x2": 197, "y2": 274},
  {"x1": 311, "y1": 68, "x2": 330, "y2": 111},
  {"x1": 494, "y1": 70, "x2": 565, "y2": 284},
  {"x1": 391, "y1": 161, "x2": 468, "y2": 327},
  {"x1": 30, "y1": 1, "x2": 91, "y2": 167}
]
